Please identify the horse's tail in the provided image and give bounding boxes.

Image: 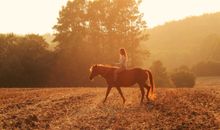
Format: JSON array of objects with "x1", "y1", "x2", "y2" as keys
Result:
[{"x1": 145, "y1": 70, "x2": 156, "y2": 99}]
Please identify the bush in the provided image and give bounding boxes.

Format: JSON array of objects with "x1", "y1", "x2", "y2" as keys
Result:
[{"x1": 171, "y1": 69, "x2": 196, "y2": 87}]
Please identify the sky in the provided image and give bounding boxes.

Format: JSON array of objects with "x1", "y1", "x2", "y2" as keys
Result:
[{"x1": 0, "y1": 0, "x2": 220, "y2": 34}]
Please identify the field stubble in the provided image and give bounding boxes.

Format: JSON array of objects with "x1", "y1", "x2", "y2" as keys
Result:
[{"x1": 0, "y1": 86, "x2": 219, "y2": 130}]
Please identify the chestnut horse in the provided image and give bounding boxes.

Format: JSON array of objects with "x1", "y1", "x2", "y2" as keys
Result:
[{"x1": 89, "y1": 64, "x2": 155, "y2": 104}]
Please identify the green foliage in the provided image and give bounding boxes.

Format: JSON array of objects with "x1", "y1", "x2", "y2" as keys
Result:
[
  {"x1": 171, "y1": 66, "x2": 196, "y2": 87},
  {"x1": 150, "y1": 60, "x2": 173, "y2": 87},
  {"x1": 52, "y1": 0, "x2": 148, "y2": 86},
  {"x1": 192, "y1": 61, "x2": 220, "y2": 76}
]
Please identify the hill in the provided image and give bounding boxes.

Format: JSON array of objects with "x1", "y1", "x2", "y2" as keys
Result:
[{"x1": 144, "y1": 12, "x2": 220, "y2": 69}]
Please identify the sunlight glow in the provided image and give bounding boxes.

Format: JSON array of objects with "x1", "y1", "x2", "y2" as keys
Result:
[
  {"x1": 0, "y1": 0, "x2": 219, "y2": 34},
  {"x1": 140, "y1": 0, "x2": 220, "y2": 28},
  {"x1": 0, "y1": 0, "x2": 67, "y2": 34}
]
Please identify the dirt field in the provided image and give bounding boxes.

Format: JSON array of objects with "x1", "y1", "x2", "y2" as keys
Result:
[{"x1": 0, "y1": 85, "x2": 219, "y2": 130}]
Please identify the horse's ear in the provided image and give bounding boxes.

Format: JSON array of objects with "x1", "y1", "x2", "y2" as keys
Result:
[{"x1": 90, "y1": 64, "x2": 98, "y2": 72}]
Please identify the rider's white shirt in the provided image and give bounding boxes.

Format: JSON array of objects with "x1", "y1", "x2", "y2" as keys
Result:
[{"x1": 119, "y1": 55, "x2": 127, "y2": 69}]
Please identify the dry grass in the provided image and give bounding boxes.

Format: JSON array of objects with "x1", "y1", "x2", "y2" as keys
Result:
[{"x1": 0, "y1": 86, "x2": 219, "y2": 129}]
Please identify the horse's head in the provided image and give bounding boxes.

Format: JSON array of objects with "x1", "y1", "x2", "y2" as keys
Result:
[{"x1": 89, "y1": 64, "x2": 99, "y2": 80}]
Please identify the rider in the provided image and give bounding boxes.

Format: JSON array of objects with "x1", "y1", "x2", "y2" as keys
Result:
[{"x1": 114, "y1": 48, "x2": 128, "y2": 82}]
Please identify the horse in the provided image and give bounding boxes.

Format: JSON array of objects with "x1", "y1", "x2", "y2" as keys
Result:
[{"x1": 89, "y1": 64, "x2": 155, "y2": 104}]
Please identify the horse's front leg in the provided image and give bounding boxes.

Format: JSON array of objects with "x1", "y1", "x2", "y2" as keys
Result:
[
  {"x1": 103, "y1": 86, "x2": 112, "y2": 103},
  {"x1": 116, "y1": 87, "x2": 126, "y2": 104}
]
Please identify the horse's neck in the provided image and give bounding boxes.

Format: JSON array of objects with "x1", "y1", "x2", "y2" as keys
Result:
[{"x1": 98, "y1": 67, "x2": 112, "y2": 78}]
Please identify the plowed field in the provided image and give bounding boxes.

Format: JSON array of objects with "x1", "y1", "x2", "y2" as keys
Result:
[{"x1": 0, "y1": 86, "x2": 219, "y2": 130}]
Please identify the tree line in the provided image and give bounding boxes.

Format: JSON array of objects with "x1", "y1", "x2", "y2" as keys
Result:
[
  {"x1": 0, "y1": 0, "x2": 148, "y2": 87},
  {"x1": 0, "y1": 34, "x2": 54, "y2": 87}
]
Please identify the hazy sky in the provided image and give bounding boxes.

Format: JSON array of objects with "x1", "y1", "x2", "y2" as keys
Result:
[{"x1": 0, "y1": 0, "x2": 220, "y2": 34}]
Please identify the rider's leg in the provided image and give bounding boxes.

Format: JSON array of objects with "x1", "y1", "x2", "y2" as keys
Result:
[
  {"x1": 114, "y1": 68, "x2": 123, "y2": 81},
  {"x1": 114, "y1": 69, "x2": 119, "y2": 81}
]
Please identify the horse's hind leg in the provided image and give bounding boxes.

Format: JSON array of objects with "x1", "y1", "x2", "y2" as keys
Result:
[
  {"x1": 116, "y1": 87, "x2": 126, "y2": 104},
  {"x1": 143, "y1": 84, "x2": 151, "y2": 101},
  {"x1": 139, "y1": 84, "x2": 145, "y2": 105}
]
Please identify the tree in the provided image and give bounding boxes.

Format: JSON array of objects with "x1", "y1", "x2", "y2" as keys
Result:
[
  {"x1": 52, "y1": 0, "x2": 148, "y2": 86},
  {"x1": 150, "y1": 60, "x2": 173, "y2": 87},
  {"x1": 0, "y1": 34, "x2": 53, "y2": 87},
  {"x1": 87, "y1": 0, "x2": 148, "y2": 65}
]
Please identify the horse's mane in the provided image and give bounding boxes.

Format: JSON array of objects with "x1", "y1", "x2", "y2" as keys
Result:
[
  {"x1": 97, "y1": 64, "x2": 118, "y2": 68},
  {"x1": 90, "y1": 64, "x2": 118, "y2": 72}
]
